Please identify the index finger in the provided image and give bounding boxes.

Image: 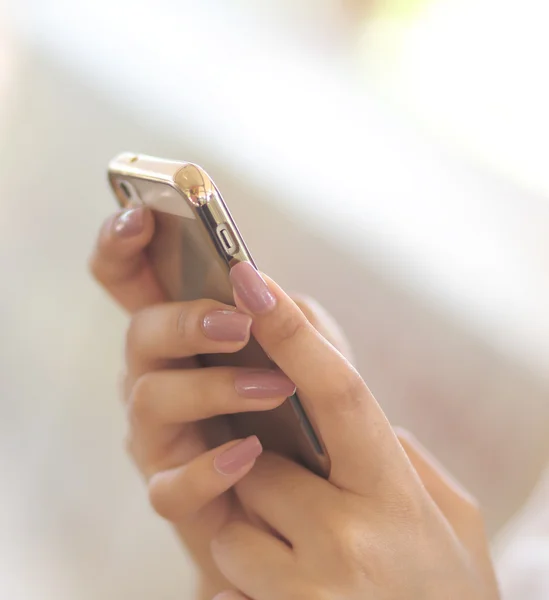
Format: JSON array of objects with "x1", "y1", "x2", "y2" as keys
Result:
[
  {"x1": 89, "y1": 206, "x2": 165, "y2": 313},
  {"x1": 230, "y1": 262, "x2": 413, "y2": 496}
]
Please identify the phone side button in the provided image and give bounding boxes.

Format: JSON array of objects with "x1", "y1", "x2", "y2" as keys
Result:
[{"x1": 216, "y1": 223, "x2": 239, "y2": 256}]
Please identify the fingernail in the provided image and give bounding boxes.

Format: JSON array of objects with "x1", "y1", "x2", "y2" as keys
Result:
[
  {"x1": 235, "y1": 369, "x2": 296, "y2": 399},
  {"x1": 113, "y1": 207, "x2": 144, "y2": 237},
  {"x1": 230, "y1": 262, "x2": 276, "y2": 314},
  {"x1": 214, "y1": 436, "x2": 263, "y2": 475},
  {"x1": 202, "y1": 310, "x2": 252, "y2": 342}
]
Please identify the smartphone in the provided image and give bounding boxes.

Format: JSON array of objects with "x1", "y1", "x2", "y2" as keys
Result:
[{"x1": 108, "y1": 153, "x2": 330, "y2": 478}]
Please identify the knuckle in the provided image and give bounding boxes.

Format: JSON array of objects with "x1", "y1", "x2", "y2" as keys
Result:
[
  {"x1": 149, "y1": 464, "x2": 212, "y2": 523},
  {"x1": 148, "y1": 469, "x2": 190, "y2": 522},
  {"x1": 148, "y1": 474, "x2": 173, "y2": 520},
  {"x1": 324, "y1": 368, "x2": 365, "y2": 413},
  {"x1": 176, "y1": 304, "x2": 194, "y2": 340},
  {"x1": 317, "y1": 511, "x2": 390, "y2": 583},
  {"x1": 270, "y1": 309, "x2": 307, "y2": 347},
  {"x1": 126, "y1": 304, "x2": 163, "y2": 353},
  {"x1": 128, "y1": 373, "x2": 157, "y2": 426},
  {"x1": 326, "y1": 513, "x2": 359, "y2": 547},
  {"x1": 318, "y1": 511, "x2": 368, "y2": 568},
  {"x1": 125, "y1": 311, "x2": 143, "y2": 352}
]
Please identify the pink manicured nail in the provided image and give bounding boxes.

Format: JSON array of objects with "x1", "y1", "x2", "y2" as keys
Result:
[
  {"x1": 113, "y1": 207, "x2": 144, "y2": 237},
  {"x1": 214, "y1": 436, "x2": 263, "y2": 475},
  {"x1": 202, "y1": 310, "x2": 252, "y2": 342},
  {"x1": 235, "y1": 370, "x2": 296, "y2": 399},
  {"x1": 229, "y1": 262, "x2": 276, "y2": 314}
]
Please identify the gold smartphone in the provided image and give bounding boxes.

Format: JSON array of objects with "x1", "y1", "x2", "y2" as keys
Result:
[{"x1": 108, "y1": 153, "x2": 330, "y2": 478}]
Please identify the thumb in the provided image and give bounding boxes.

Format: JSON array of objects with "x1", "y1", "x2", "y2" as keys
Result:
[
  {"x1": 292, "y1": 294, "x2": 354, "y2": 362},
  {"x1": 89, "y1": 206, "x2": 165, "y2": 313}
]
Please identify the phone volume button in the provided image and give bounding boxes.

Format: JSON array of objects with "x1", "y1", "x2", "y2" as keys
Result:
[{"x1": 216, "y1": 223, "x2": 239, "y2": 256}]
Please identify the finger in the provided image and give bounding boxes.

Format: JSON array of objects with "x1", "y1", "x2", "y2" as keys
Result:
[
  {"x1": 148, "y1": 436, "x2": 263, "y2": 522},
  {"x1": 128, "y1": 419, "x2": 210, "y2": 480},
  {"x1": 292, "y1": 294, "x2": 354, "y2": 362},
  {"x1": 234, "y1": 452, "x2": 339, "y2": 546},
  {"x1": 126, "y1": 301, "x2": 252, "y2": 377},
  {"x1": 89, "y1": 207, "x2": 166, "y2": 312},
  {"x1": 128, "y1": 367, "x2": 294, "y2": 454},
  {"x1": 130, "y1": 367, "x2": 294, "y2": 427},
  {"x1": 395, "y1": 428, "x2": 496, "y2": 576},
  {"x1": 230, "y1": 262, "x2": 410, "y2": 496},
  {"x1": 211, "y1": 520, "x2": 295, "y2": 600}
]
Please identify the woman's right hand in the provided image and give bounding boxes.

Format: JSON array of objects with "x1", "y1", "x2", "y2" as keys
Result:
[{"x1": 88, "y1": 206, "x2": 350, "y2": 597}]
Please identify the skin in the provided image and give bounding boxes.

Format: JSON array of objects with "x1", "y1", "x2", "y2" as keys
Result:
[{"x1": 90, "y1": 206, "x2": 500, "y2": 600}]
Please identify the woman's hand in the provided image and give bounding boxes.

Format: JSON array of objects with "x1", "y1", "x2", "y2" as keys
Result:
[
  {"x1": 89, "y1": 207, "x2": 353, "y2": 597},
  {"x1": 90, "y1": 207, "x2": 499, "y2": 599},
  {"x1": 194, "y1": 262, "x2": 499, "y2": 600},
  {"x1": 212, "y1": 437, "x2": 499, "y2": 600}
]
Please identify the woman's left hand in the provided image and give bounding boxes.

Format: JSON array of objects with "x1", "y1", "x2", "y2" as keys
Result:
[{"x1": 157, "y1": 262, "x2": 500, "y2": 600}]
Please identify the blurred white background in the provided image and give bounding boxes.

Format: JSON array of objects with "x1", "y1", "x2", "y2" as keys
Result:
[{"x1": 1, "y1": 1, "x2": 549, "y2": 598}]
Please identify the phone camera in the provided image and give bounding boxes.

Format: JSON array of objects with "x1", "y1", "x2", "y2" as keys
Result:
[
  {"x1": 119, "y1": 181, "x2": 132, "y2": 199},
  {"x1": 118, "y1": 180, "x2": 142, "y2": 205}
]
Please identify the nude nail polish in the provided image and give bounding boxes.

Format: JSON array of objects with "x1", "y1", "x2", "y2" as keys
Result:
[
  {"x1": 234, "y1": 370, "x2": 296, "y2": 399},
  {"x1": 202, "y1": 310, "x2": 252, "y2": 342},
  {"x1": 113, "y1": 207, "x2": 145, "y2": 237},
  {"x1": 214, "y1": 436, "x2": 263, "y2": 475},
  {"x1": 229, "y1": 262, "x2": 276, "y2": 314}
]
